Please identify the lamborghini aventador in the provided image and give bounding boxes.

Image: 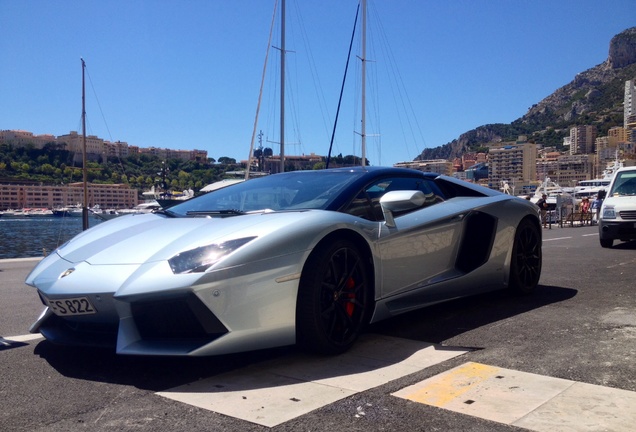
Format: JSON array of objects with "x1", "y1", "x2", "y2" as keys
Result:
[{"x1": 26, "y1": 167, "x2": 542, "y2": 356}]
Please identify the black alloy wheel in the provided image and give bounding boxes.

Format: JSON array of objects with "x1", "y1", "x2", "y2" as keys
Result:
[
  {"x1": 509, "y1": 218, "x2": 542, "y2": 294},
  {"x1": 296, "y1": 239, "x2": 371, "y2": 355}
]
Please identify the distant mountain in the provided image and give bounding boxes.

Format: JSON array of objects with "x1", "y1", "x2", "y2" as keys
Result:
[{"x1": 417, "y1": 27, "x2": 636, "y2": 161}]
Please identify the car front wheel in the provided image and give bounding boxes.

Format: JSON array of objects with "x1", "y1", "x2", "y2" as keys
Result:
[
  {"x1": 600, "y1": 238, "x2": 613, "y2": 248},
  {"x1": 509, "y1": 218, "x2": 542, "y2": 294},
  {"x1": 296, "y1": 239, "x2": 371, "y2": 355}
]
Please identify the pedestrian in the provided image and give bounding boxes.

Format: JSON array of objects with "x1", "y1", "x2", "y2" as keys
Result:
[
  {"x1": 536, "y1": 193, "x2": 548, "y2": 228},
  {"x1": 580, "y1": 197, "x2": 591, "y2": 214},
  {"x1": 592, "y1": 190, "x2": 606, "y2": 223}
]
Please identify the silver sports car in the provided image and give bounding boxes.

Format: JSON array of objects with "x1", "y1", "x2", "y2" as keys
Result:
[{"x1": 26, "y1": 167, "x2": 542, "y2": 356}]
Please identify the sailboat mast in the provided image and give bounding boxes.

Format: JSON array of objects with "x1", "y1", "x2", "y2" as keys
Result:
[
  {"x1": 246, "y1": 0, "x2": 278, "y2": 181},
  {"x1": 361, "y1": 0, "x2": 367, "y2": 167},
  {"x1": 81, "y1": 58, "x2": 89, "y2": 230},
  {"x1": 279, "y1": 0, "x2": 286, "y2": 172}
]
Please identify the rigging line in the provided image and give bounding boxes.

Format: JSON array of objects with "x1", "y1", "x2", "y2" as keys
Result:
[
  {"x1": 264, "y1": 55, "x2": 280, "y2": 148},
  {"x1": 365, "y1": 31, "x2": 382, "y2": 165},
  {"x1": 326, "y1": 2, "x2": 360, "y2": 169},
  {"x1": 283, "y1": 11, "x2": 302, "y2": 152},
  {"x1": 84, "y1": 64, "x2": 114, "y2": 143},
  {"x1": 291, "y1": 0, "x2": 334, "y2": 145},
  {"x1": 246, "y1": 0, "x2": 279, "y2": 180},
  {"x1": 371, "y1": 2, "x2": 426, "y2": 158}
]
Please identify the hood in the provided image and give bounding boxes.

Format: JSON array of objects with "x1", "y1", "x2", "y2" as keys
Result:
[
  {"x1": 601, "y1": 194, "x2": 636, "y2": 214},
  {"x1": 55, "y1": 212, "x2": 283, "y2": 265}
]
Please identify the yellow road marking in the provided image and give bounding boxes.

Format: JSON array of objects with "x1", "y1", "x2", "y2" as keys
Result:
[{"x1": 402, "y1": 362, "x2": 501, "y2": 407}]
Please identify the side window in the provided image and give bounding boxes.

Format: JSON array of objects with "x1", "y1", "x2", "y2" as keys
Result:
[{"x1": 342, "y1": 176, "x2": 443, "y2": 221}]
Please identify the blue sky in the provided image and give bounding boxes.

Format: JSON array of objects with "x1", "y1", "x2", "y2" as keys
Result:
[{"x1": 1, "y1": 1, "x2": 634, "y2": 166}]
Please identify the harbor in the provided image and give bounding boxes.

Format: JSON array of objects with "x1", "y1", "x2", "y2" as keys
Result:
[{"x1": 0, "y1": 215, "x2": 103, "y2": 259}]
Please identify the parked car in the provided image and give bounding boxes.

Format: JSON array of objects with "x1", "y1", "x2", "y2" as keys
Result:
[
  {"x1": 26, "y1": 166, "x2": 542, "y2": 356},
  {"x1": 598, "y1": 166, "x2": 636, "y2": 248}
]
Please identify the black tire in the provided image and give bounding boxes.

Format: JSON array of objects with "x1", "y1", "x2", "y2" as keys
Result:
[
  {"x1": 600, "y1": 238, "x2": 613, "y2": 248},
  {"x1": 296, "y1": 239, "x2": 371, "y2": 355},
  {"x1": 509, "y1": 218, "x2": 542, "y2": 294}
]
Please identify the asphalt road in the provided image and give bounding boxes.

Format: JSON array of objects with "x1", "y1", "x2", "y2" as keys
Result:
[{"x1": 1, "y1": 225, "x2": 635, "y2": 431}]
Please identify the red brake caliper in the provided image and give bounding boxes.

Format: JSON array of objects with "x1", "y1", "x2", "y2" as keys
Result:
[{"x1": 345, "y1": 277, "x2": 355, "y2": 316}]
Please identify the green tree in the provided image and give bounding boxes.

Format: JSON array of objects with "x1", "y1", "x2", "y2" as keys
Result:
[
  {"x1": 177, "y1": 170, "x2": 190, "y2": 189},
  {"x1": 40, "y1": 163, "x2": 55, "y2": 175},
  {"x1": 218, "y1": 156, "x2": 236, "y2": 164}
]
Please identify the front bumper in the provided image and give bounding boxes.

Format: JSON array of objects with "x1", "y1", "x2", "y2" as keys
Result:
[
  {"x1": 599, "y1": 220, "x2": 636, "y2": 241},
  {"x1": 31, "y1": 291, "x2": 229, "y2": 353}
]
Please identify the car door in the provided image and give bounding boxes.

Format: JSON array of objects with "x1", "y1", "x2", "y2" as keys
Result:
[{"x1": 352, "y1": 175, "x2": 470, "y2": 300}]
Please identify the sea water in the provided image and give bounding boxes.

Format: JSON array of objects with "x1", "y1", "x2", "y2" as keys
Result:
[{"x1": 0, "y1": 217, "x2": 104, "y2": 259}]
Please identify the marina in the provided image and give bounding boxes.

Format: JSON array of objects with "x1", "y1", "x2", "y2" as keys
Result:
[{"x1": 0, "y1": 215, "x2": 103, "y2": 259}]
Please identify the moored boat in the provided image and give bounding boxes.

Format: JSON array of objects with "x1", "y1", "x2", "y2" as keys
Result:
[{"x1": 95, "y1": 200, "x2": 162, "y2": 221}]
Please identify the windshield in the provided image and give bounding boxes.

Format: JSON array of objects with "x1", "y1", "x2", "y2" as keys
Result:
[
  {"x1": 609, "y1": 171, "x2": 636, "y2": 197},
  {"x1": 168, "y1": 170, "x2": 364, "y2": 216}
]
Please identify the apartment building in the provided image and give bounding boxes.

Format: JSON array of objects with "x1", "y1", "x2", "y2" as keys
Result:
[
  {"x1": 625, "y1": 80, "x2": 636, "y2": 129},
  {"x1": 536, "y1": 151, "x2": 561, "y2": 182},
  {"x1": 261, "y1": 153, "x2": 324, "y2": 173},
  {"x1": 0, "y1": 130, "x2": 56, "y2": 149},
  {"x1": 56, "y1": 131, "x2": 106, "y2": 162},
  {"x1": 569, "y1": 125, "x2": 596, "y2": 155},
  {"x1": 394, "y1": 159, "x2": 454, "y2": 176},
  {"x1": 487, "y1": 137, "x2": 537, "y2": 191},
  {"x1": 1, "y1": 129, "x2": 208, "y2": 163},
  {"x1": 554, "y1": 154, "x2": 594, "y2": 187},
  {"x1": 0, "y1": 182, "x2": 139, "y2": 210}
]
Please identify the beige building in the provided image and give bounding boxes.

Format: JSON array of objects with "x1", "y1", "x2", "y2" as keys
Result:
[
  {"x1": 2, "y1": 129, "x2": 207, "y2": 163},
  {"x1": 0, "y1": 130, "x2": 56, "y2": 149},
  {"x1": 104, "y1": 140, "x2": 131, "y2": 158},
  {"x1": 262, "y1": 153, "x2": 324, "y2": 173},
  {"x1": 569, "y1": 125, "x2": 596, "y2": 155},
  {"x1": 625, "y1": 80, "x2": 636, "y2": 129},
  {"x1": 555, "y1": 154, "x2": 594, "y2": 187},
  {"x1": 608, "y1": 126, "x2": 629, "y2": 145},
  {"x1": 487, "y1": 137, "x2": 537, "y2": 192},
  {"x1": 0, "y1": 182, "x2": 138, "y2": 210},
  {"x1": 536, "y1": 151, "x2": 561, "y2": 182},
  {"x1": 394, "y1": 159, "x2": 454, "y2": 176},
  {"x1": 56, "y1": 131, "x2": 106, "y2": 162}
]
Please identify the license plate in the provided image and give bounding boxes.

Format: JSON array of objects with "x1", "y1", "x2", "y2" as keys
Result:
[{"x1": 45, "y1": 296, "x2": 97, "y2": 316}]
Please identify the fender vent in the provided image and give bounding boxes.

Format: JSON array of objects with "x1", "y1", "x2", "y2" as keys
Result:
[{"x1": 456, "y1": 211, "x2": 497, "y2": 273}]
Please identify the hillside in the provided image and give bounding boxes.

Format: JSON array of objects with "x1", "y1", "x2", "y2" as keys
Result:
[{"x1": 417, "y1": 27, "x2": 636, "y2": 161}]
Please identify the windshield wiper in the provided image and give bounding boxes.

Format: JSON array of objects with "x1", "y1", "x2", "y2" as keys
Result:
[
  {"x1": 186, "y1": 209, "x2": 246, "y2": 216},
  {"x1": 153, "y1": 208, "x2": 178, "y2": 217}
]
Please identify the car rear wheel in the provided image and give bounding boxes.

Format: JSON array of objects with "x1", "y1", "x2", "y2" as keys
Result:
[
  {"x1": 296, "y1": 239, "x2": 371, "y2": 355},
  {"x1": 509, "y1": 218, "x2": 542, "y2": 294}
]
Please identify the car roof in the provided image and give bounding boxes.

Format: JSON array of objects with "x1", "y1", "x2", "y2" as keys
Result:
[
  {"x1": 317, "y1": 166, "x2": 440, "y2": 211},
  {"x1": 323, "y1": 165, "x2": 439, "y2": 178},
  {"x1": 614, "y1": 166, "x2": 636, "y2": 174}
]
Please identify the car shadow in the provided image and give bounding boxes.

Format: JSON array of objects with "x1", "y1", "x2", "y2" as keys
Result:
[
  {"x1": 369, "y1": 284, "x2": 577, "y2": 344},
  {"x1": 611, "y1": 240, "x2": 636, "y2": 249},
  {"x1": 33, "y1": 284, "x2": 576, "y2": 392},
  {"x1": 33, "y1": 340, "x2": 296, "y2": 391}
]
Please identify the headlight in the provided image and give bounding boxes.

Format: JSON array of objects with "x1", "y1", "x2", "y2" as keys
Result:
[
  {"x1": 169, "y1": 237, "x2": 256, "y2": 274},
  {"x1": 602, "y1": 206, "x2": 616, "y2": 219}
]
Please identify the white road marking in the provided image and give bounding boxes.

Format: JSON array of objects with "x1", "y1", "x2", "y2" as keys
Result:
[
  {"x1": 157, "y1": 334, "x2": 469, "y2": 427},
  {"x1": 543, "y1": 236, "x2": 572, "y2": 241},
  {"x1": 393, "y1": 361, "x2": 636, "y2": 432}
]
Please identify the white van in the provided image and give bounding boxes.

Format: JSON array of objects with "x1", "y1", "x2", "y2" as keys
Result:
[{"x1": 598, "y1": 166, "x2": 636, "y2": 248}]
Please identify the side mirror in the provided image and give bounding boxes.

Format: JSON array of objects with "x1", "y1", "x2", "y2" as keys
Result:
[{"x1": 379, "y1": 190, "x2": 426, "y2": 227}]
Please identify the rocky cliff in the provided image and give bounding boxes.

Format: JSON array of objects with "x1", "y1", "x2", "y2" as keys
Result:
[
  {"x1": 609, "y1": 27, "x2": 636, "y2": 68},
  {"x1": 417, "y1": 27, "x2": 636, "y2": 162}
]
